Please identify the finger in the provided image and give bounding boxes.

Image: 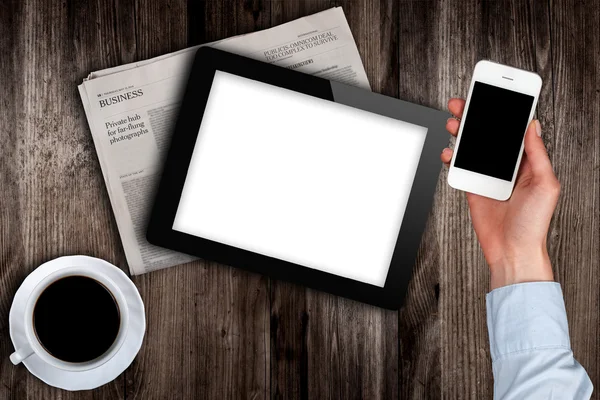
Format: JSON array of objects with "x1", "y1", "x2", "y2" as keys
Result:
[
  {"x1": 441, "y1": 147, "x2": 453, "y2": 165},
  {"x1": 523, "y1": 120, "x2": 557, "y2": 182},
  {"x1": 446, "y1": 118, "x2": 460, "y2": 136},
  {"x1": 448, "y1": 98, "x2": 466, "y2": 118}
]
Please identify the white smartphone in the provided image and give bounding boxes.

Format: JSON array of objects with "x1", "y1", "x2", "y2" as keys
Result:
[{"x1": 447, "y1": 60, "x2": 542, "y2": 200}]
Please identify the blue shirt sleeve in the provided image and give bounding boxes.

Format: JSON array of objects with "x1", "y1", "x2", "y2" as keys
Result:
[{"x1": 486, "y1": 282, "x2": 593, "y2": 399}]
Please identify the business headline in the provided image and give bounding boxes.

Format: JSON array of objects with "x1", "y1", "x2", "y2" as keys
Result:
[
  {"x1": 263, "y1": 31, "x2": 339, "y2": 62},
  {"x1": 105, "y1": 113, "x2": 149, "y2": 145}
]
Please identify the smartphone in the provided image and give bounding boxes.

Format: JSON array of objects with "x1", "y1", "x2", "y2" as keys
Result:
[{"x1": 447, "y1": 60, "x2": 542, "y2": 200}]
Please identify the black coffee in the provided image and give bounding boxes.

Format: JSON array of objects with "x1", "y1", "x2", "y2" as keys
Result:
[{"x1": 33, "y1": 275, "x2": 120, "y2": 363}]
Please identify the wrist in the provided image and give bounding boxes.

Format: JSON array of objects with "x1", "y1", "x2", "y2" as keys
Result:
[{"x1": 488, "y1": 248, "x2": 554, "y2": 290}]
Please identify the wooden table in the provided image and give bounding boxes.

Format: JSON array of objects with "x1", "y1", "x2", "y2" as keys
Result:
[{"x1": 0, "y1": 1, "x2": 598, "y2": 398}]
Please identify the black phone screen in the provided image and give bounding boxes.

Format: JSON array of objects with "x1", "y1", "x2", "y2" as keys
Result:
[{"x1": 454, "y1": 82, "x2": 534, "y2": 181}]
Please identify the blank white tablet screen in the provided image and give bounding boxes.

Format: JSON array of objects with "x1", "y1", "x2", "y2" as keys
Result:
[{"x1": 173, "y1": 71, "x2": 427, "y2": 287}]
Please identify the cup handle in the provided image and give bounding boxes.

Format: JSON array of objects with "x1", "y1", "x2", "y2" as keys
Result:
[{"x1": 10, "y1": 345, "x2": 34, "y2": 365}]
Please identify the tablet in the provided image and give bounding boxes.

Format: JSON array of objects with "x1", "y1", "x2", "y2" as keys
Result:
[{"x1": 147, "y1": 47, "x2": 448, "y2": 309}]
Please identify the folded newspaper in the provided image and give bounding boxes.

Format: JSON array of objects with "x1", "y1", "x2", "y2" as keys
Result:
[{"x1": 79, "y1": 7, "x2": 371, "y2": 275}]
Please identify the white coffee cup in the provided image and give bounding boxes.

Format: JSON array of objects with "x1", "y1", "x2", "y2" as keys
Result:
[{"x1": 9, "y1": 265, "x2": 130, "y2": 372}]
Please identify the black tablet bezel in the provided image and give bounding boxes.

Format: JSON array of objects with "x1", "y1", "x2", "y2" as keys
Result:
[{"x1": 146, "y1": 47, "x2": 448, "y2": 309}]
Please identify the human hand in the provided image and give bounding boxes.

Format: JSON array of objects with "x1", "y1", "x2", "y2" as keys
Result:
[{"x1": 441, "y1": 98, "x2": 560, "y2": 290}]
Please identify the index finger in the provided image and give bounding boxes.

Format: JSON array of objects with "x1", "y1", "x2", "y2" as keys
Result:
[{"x1": 448, "y1": 98, "x2": 466, "y2": 118}]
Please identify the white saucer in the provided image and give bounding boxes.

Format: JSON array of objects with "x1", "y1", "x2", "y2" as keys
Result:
[{"x1": 9, "y1": 256, "x2": 146, "y2": 391}]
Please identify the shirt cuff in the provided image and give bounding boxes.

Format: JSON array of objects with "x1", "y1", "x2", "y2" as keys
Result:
[{"x1": 486, "y1": 282, "x2": 571, "y2": 362}]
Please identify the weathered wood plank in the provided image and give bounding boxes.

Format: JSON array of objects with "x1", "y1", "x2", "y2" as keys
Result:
[
  {"x1": 270, "y1": 1, "x2": 399, "y2": 400},
  {"x1": 267, "y1": 1, "x2": 330, "y2": 396},
  {"x1": 548, "y1": 0, "x2": 600, "y2": 396},
  {"x1": 434, "y1": 0, "x2": 488, "y2": 389},
  {"x1": 126, "y1": 1, "x2": 271, "y2": 399},
  {"x1": 0, "y1": 1, "x2": 31, "y2": 399},
  {"x1": 396, "y1": 1, "x2": 445, "y2": 398},
  {"x1": 340, "y1": 1, "x2": 400, "y2": 399},
  {"x1": 0, "y1": 0, "x2": 129, "y2": 398},
  {"x1": 434, "y1": 0, "x2": 553, "y2": 398},
  {"x1": 434, "y1": 0, "x2": 600, "y2": 398}
]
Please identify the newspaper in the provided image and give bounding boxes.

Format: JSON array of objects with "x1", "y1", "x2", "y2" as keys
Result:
[{"x1": 79, "y1": 7, "x2": 371, "y2": 275}]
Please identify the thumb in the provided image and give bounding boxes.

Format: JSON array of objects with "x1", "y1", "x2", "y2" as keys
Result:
[{"x1": 523, "y1": 119, "x2": 555, "y2": 180}]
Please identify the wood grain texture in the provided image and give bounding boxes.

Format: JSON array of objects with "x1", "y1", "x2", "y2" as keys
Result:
[
  {"x1": 269, "y1": 1, "x2": 399, "y2": 400},
  {"x1": 0, "y1": 2, "x2": 29, "y2": 399},
  {"x1": 127, "y1": 1, "x2": 271, "y2": 399},
  {"x1": 436, "y1": 2, "x2": 491, "y2": 398},
  {"x1": 0, "y1": 1, "x2": 599, "y2": 399},
  {"x1": 0, "y1": 0, "x2": 126, "y2": 398},
  {"x1": 438, "y1": 1, "x2": 541, "y2": 398},
  {"x1": 548, "y1": 0, "x2": 600, "y2": 394},
  {"x1": 396, "y1": 1, "x2": 444, "y2": 398}
]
